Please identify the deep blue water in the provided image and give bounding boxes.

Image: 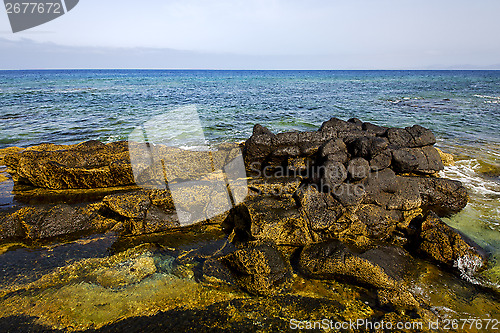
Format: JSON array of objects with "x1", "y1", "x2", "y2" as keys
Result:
[{"x1": 0, "y1": 70, "x2": 499, "y2": 156}]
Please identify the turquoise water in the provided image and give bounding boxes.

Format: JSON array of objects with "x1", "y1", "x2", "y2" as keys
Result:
[{"x1": 0, "y1": 70, "x2": 499, "y2": 282}]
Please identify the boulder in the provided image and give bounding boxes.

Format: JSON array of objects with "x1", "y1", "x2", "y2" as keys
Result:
[
  {"x1": 362, "y1": 122, "x2": 388, "y2": 136},
  {"x1": 348, "y1": 137, "x2": 389, "y2": 159},
  {"x1": 369, "y1": 150, "x2": 392, "y2": 171},
  {"x1": 297, "y1": 131, "x2": 324, "y2": 156},
  {"x1": 296, "y1": 185, "x2": 345, "y2": 231},
  {"x1": 319, "y1": 117, "x2": 361, "y2": 133},
  {"x1": 223, "y1": 242, "x2": 293, "y2": 295},
  {"x1": 392, "y1": 146, "x2": 444, "y2": 174},
  {"x1": 417, "y1": 212, "x2": 487, "y2": 268},
  {"x1": 202, "y1": 256, "x2": 237, "y2": 286},
  {"x1": 320, "y1": 161, "x2": 347, "y2": 191},
  {"x1": 347, "y1": 157, "x2": 370, "y2": 180},
  {"x1": 356, "y1": 204, "x2": 402, "y2": 240},
  {"x1": 331, "y1": 183, "x2": 366, "y2": 210},
  {"x1": 416, "y1": 177, "x2": 468, "y2": 216},
  {"x1": 299, "y1": 240, "x2": 411, "y2": 290},
  {"x1": 271, "y1": 131, "x2": 299, "y2": 147},
  {"x1": 362, "y1": 169, "x2": 422, "y2": 211},
  {"x1": 244, "y1": 124, "x2": 276, "y2": 164},
  {"x1": 318, "y1": 138, "x2": 347, "y2": 160},
  {"x1": 271, "y1": 145, "x2": 300, "y2": 158},
  {"x1": 387, "y1": 125, "x2": 436, "y2": 148}
]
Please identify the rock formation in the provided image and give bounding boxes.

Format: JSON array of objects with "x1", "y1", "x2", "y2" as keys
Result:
[{"x1": 0, "y1": 117, "x2": 488, "y2": 320}]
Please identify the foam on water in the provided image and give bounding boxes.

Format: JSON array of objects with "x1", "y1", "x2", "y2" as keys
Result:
[
  {"x1": 440, "y1": 159, "x2": 500, "y2": 198},
  {"x1": 440, "y1": 157, "x2": 500, "y2": 287}
]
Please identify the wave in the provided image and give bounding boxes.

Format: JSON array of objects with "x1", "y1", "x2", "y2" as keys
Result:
[
  {"x1": 474, "y1": 94, "x2": 500, "y2": 100},
  {"x1": 440, "y1": 159, "x2": 500, "y2": 197}
]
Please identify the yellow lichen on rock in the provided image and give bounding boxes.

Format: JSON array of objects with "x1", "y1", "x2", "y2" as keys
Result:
[{"x1": 436, "y1": 147, "x2": 455, "y2": 166}]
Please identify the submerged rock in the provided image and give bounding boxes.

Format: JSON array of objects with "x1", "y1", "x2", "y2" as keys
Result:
[{"x1": 93, "y1": 253, "x2": 157, "y2": 288}]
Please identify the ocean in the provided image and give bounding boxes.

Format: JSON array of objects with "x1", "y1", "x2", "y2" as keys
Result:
[{"x1": 1, "y1": 69, "x2": 499, "y2": 283}]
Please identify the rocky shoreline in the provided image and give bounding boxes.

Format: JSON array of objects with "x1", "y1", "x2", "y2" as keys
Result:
[{"x1": 0, "y1": 117, "x2": 495, "y2": 331}]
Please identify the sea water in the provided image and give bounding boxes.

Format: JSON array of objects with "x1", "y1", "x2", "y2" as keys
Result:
[{"x1": 0, "y1": 69, "x2": 499, "y2": 283}]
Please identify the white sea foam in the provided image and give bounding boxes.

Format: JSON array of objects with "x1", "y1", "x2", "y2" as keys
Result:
[
  {"x1": 474, "y1": 94, "x2": 500, "y2": 100},
  {"x1": 439, "y1": 159, "x2": 500, "y2": 197}
]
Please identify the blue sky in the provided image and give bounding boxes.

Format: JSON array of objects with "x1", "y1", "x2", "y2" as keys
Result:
[{"x1": 1, "y1": 0, "x2": 499, "y2": 69}]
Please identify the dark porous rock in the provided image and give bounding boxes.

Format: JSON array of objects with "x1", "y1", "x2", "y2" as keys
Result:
[
  {"x1": 347, "y1": 157, "x2": 370, "y2": 180},
  {"x1": 271, "y1": 145, "x2": 300, "y2": 157},
  {"x1": 386, "y1": 177, "x2": 422, "y2": 211},
  {"x1": 417, "y1": 212, "x2": 487, "y2": 268},
  {"x1": 348, "y1": 117, "x2": 363, "y2": 127},
  {"x1": 4, "y1": 141, "x2": 135, "y2": 189},
  {"x1": 101, "y1": 190, "x2": 180, "y2": 235},
  {"x1": 320, "y1": 117, "x2": 361, "y2": 132},
  {"x1": 320, "y1": 160, "x2": 347, "y2": 190},
  {"x1": 356, "y1": 204, "x2": 402, "y2": 240},
  {"x1": 318, "y1": 138, "x2": 347, "y2": 159},
  {"x1": 271, "y1": 131, "x2": 299, "y2": 147},
  {"x1": 363, "y1": 169, "x2": 422, "y2": 211},
  {"x1": 416, "y1": 177, "x2": 468, "y2": 216},
  {"x1": 362, "y1": 122, "x2": 388, "y2": 136},
  {"x1": 349, "y1": 137, "x2": 389, "y2": 159},
  {"x1": 299, "y1": 240, "x2": 411, "y2": 290},
  {"x1": 244, "y1": 124, "x2": 276, "y2": 163},
  {"x1": 369, "y1": 150, "x2": 392, "y2": 171},
  {"x1": 0, "y1": 212, "x2": 26, "y2": 239},
  {"x1": 230, "y1": 195, "x2": 312, "y2": 246},
  {"x1": 319, "y1": 117, "x2": 367, "y2": 141},
  {"x1": 392, "y1": 146, "x2": 444, "y2": 174},
  {"x1": 223, "y1": 242, "x2": 293, "y2": 295},
  {"x1": 406, "y1": 125, "x2": 437, "y2": 147},
  {"x1": 296, "y1": 185, "x2": 345, "y2": 231},
  {"x1": 331, "y1": 183, "x2": 366, "y2": 210},
  {"x1": 297, "y1": 131, "x2": 323, "y2": 156},
  {"x1": 387, "y1": 125, "x2": 436, "y2": 148}
]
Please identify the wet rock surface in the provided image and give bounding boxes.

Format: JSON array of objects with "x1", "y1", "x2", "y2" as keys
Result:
[{"x1": 0, "y1": 117, "x2": 494, "y2": 332}]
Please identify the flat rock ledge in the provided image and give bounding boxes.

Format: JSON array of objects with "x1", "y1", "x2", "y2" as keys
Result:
[{"x1": 0, "y1": 117, "x2": 488, "y2": 315}]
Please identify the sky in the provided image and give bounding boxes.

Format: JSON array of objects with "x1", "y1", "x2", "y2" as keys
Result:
[{"x1": 1, "y1": 0, "x2": 499, "y2": 69}]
